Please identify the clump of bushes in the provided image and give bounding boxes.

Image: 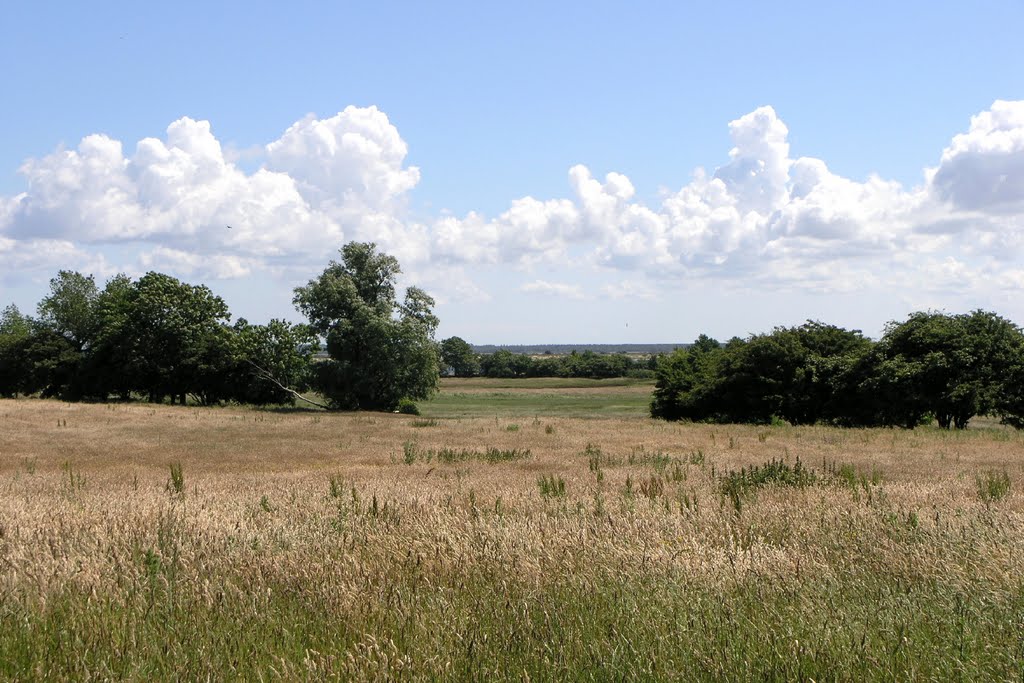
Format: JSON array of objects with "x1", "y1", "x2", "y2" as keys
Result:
[{"x1": 396, "y1": 398, "x2": 420, "y2": 415}]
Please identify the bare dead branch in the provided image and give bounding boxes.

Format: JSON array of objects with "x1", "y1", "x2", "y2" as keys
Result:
[{"x1": 244, "y1": 359, "x2": 332, "y2": 410}]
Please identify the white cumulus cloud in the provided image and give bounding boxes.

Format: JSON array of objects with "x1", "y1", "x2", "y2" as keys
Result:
[
  {"x1": 3, "y1": 100, "x2": 1024, "y2": 316},
  {"x1": 930, "y1": 100, "x2": 1024, "y2": 213}
]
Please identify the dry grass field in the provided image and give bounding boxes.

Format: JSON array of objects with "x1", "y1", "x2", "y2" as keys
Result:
[{"x1": 1, "y1": 386, "x2": 1023, "y2": 680}]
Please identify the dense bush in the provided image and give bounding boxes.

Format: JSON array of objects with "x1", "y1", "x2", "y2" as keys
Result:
[{"x1": 652, "y1": 313, "x2": 1024, "y2": 430}]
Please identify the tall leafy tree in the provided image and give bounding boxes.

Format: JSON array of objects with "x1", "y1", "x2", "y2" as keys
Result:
[
  {"x1": 0, "y1": 305, "x2": 33, "y2": 397},
  {"x1": 650, "y1": 334, "x2": 724, "y2": 421},
  {"x1": 120, "y1": 272, "x2": 234, "y2": 404},
  {"x1": 86, "y1": 274, "x2": 139, "y2": 400},
  {"x1": 36, "y1": 271, "x2": 99, "y2": 351},
  {"x1": 439, "y1": 336, "x2": 479, "y2": 377},
  {"x1": 294, "y1": 242, "x2": 439, "y2": 410},
  {"x1": 998, "y1": 352, "x2": 1024, "y2": 429},
  {"x1": 872, "y1": 310, "x2": 1023, "y2": 429}
]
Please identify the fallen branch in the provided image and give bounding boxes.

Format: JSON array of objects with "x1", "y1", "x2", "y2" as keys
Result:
[{"x1": 245, "y1": 359, "x2": 332, "y2": 410}]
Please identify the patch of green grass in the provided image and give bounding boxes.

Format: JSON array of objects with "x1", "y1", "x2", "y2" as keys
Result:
[
  {"x1": 166, "y1": 462, "x2": 184, "y2": 497},
  {"x1": 976, "y1": 469, "x2": 1012, "y2": 505},
  {"x1": 719, "y1": 457, "x2": 817, "y2": 505},
  {"x1": 537, "y1": 474, "x2": 566, "y2": 498},
  {"x1": 420, "y1": 378, "x2": 655, "y2": 419},
  {"x1": 401, "y1": 443, "x2": 532, "y2": 465}
]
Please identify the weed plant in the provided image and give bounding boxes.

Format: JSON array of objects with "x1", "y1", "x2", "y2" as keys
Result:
[
  {"x1": 976, "y1": 469, "x2": 1012, "y2": 504},
  {"x1": 537, "y1": 474, "x2": 566, "y2": 498}
]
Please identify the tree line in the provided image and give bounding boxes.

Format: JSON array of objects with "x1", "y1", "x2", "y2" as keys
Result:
[
  {"x1": 0, "y1": 271, "x2": 318, "y2": 406},
  {"x1": 4, "y1": 242, "x2": 1024, "y2": 429},
  {"x1": 650, "y1": 314, "x2": 1024, "y2": 430},
  {"x1": 0, "y1": 243, "x2": 440, "y2": 411},
  {"x1": 438, "y1": 337, "x2": 656, "y2": 380}
]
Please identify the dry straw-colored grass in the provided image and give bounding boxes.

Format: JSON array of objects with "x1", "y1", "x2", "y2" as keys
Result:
[{"x1": 1, "y1": 398, "x2": 1023, "y2": 680}]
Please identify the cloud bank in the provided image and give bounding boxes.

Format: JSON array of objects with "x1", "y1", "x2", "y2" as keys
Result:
[{"x1": 2, "y1": 101, "x2": 1024, "y2": 305}]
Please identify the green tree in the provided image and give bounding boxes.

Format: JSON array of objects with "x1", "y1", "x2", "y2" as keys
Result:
[
  {"x1": 871, "y1": 310, "x2": 1023, "y2": 429},
  {"x1": 7, "y1": 326, "x2": 81, "y2": 399},
  {"x1": 780, "y1": 322, "x2": 873, "y2": 425},
  {"x1": 439, "y1": 336, "x2": 479, "y2": 377},
  {"x1": 232, "y1": 318, "x2": 319, "y2": 405},
  {"x1": 36, "y1": 270, "x2": 99, "y2": 351},
  {"x1": 0, "y1": 305, "x2": 33, "y2": 397},
  {"x1": 998, "y1": 353, "x2": 1024, "y2": 429},
  {"x1": 293, "y1": 242, "x2": 439, "y2": 410},
  {"x1": 651, "y1": 324, "x2": 872, "y2": 426},
  {"x1": 86, "y1": 274, "x2": 139, "y2": 400},
  {"x1": 112, "y1": 272, "x2": 234, "y2": 404},
  {"x1": 650, "y1": 335, "x2": 724, "y2": 421}
]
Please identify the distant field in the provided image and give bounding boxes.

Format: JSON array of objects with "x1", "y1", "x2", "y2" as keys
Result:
[
  {"x1": 421, "y1": 376, "x2": 655, "y2": 418},
  {"x1": 1, "y1": 390, "x2": 1023, "y2": 680}
]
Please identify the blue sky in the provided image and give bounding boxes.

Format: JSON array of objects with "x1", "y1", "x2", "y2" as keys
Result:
[{"x1": 2, "y1": 1, "x2": 1024, "y2": 342}]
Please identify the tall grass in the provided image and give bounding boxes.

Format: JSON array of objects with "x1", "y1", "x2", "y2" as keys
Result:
[{"x1": 0, "y1": 398, "x2": 1021, "y2": 680}]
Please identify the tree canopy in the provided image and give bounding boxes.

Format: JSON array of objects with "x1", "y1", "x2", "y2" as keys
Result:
[
  {"x1": 294, "y1": 242, "x2": 440, "y2": 410},
  {"x1": 651, "y1": 313, "x2": 1024, "y2": 429},
  {"x1": 440, "y1": 336, "x2": 479, "y2": 377}
]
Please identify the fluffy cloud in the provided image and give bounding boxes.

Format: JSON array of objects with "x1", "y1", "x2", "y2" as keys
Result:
[
  {"x1": 433, "y1": 100, "x2": 1024, "y2": 295},
  {"x1": 930, "y1": 100, "x2": 1024, "y2": 213},
  {"x1": 0, "y1": 107, "x2": 426, "y2": 282},
  {"x1": 265, "y1": 106, "x2": 420, "y2": 210},
  {"x1": 3, "y1": 100, "x2": 1024, "y2": 309}
]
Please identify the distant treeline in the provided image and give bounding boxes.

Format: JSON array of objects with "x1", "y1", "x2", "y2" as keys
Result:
[
  {"x1": 6, "y1": 270, "x2": 1024, "y2": 430},
  {"x1": 439, "y1": 337, "x2": 657, "y2": 379},
  {"x1": 471, "y1": 343, "x2": 686, "y2": 355},
  {"x1": 650, "y1": 314, "x2": 1024, "y2": 430}
]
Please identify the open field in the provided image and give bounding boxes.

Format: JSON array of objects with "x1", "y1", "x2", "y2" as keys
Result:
[
  {"x1": 1, "y1": 393, "x2": 1023, "y2": 680},
  {"x1": 420, "y1": 376, "x2": 655, "y2": 418}
]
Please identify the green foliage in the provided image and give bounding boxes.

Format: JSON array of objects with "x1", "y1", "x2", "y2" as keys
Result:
[
  {"x1": 439, "y1": 336, "x2": 479, "y2": 377},
  {"x1": 479, "y1": 348, "x2": 651, "y2": 379},
  {"x1": 167, "y1": 463, "x2": 185, "y2": 497},
  {"x1": 231, "y1": 318, "x2": 318, "y2": 405},
  {"x1": 865, "y1": 310, "x2": 1024, "y2": 429},
  {"x1": 976, "y1": 470, "x2": 1011, "y2": 505},
  {"x1": 537, "y1": 474, "x2": 566, "y2": 498},
  {"x1": 0, "y1": 305, "x2": 32, "y2": 398},
  {"x1": 85, "y1": 272, "x2": 236, "y2": 405},
  {"x1": 2, "y1": 326, "x2": 81, "y2": 399},
  {"x1": 996, "y1": 339, "x2": 1024, "y2": 429},
  {"x1": 294, "y1": 242, "x2": 439, "y2": 411},
  {"x1": 36, "y1": 270, "x2": 99, "y2": 351},
  {"x1": 719, "y1": 458, "x2": 817, "y2": 500},
  {"x1": 652, "y1": 313, "x2": 1024, "y2": 430},
  {"x1": 650, "y1": 334, "x2": 727, "y2": 422},
  {"x1": 400, "y1": 442, "x2": 532, "y2": 465},
  {"x1": 396, "y1": 398, "x2": 420, "y2": 415}
]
